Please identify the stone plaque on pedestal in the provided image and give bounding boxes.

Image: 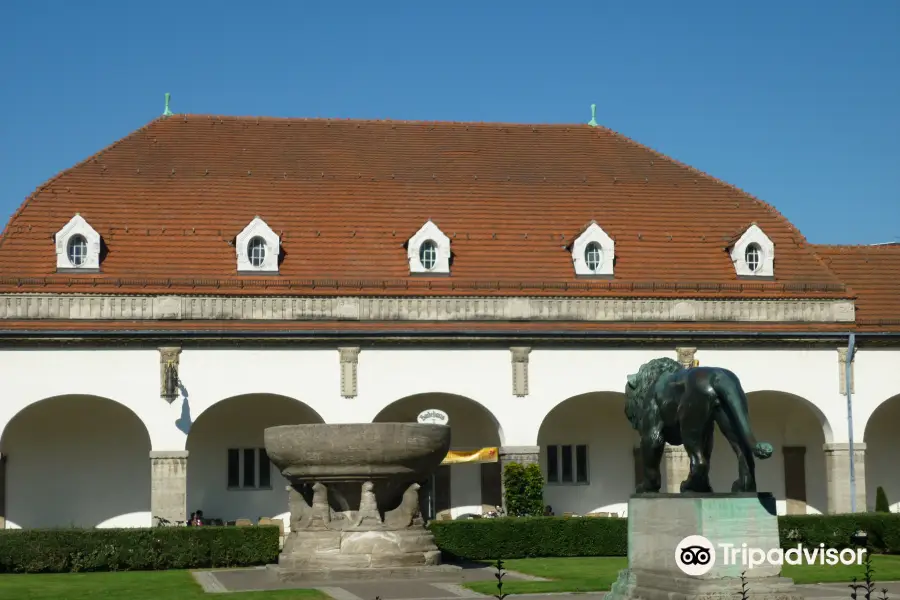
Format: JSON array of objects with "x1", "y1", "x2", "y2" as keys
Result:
[{"x1": 606, "y1": 493, "x2": 804, "y2": 600}]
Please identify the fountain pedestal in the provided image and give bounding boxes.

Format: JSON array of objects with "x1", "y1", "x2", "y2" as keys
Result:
[{"x1": 264, "y1": 423, "x2": 462, "y2": 581}]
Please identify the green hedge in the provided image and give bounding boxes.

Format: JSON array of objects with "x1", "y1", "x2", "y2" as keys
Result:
[
  {"x1": 429, "y1": 516, "x2": 627, "y2": 560},
  {"x1": 0, "y1": 525, "x2": 280, "y2": 574},
  {"x1": 429, "y1": 513, "x2": 900, "y2": 560}
]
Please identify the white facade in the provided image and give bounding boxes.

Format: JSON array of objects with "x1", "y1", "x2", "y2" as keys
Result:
[{"x1": 1, "y1": 342, "x2": 897, "y2": 529}]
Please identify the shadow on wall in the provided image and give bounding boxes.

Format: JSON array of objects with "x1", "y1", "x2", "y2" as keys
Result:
[
  {"x1": 175, "y1": 382, "x2": 192, "y2": 435},
  {"x1": 1, "y1": 395, "x2": 152, "y2": 529}
]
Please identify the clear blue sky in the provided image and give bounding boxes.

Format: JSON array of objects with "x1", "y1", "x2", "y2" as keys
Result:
[{"x1": 1, "y1": 1, "x2": 897, "y2": 245}]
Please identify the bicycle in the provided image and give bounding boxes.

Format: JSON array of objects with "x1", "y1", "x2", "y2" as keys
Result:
[{"x1": 155, "y1": 516, "x2": 185, "y2": 527}]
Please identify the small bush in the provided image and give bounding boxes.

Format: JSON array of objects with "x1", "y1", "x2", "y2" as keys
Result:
[
  {"x1": 876, "y1": 487, "x2": 891, "y2": 513},
  {"x1": 503, "y1": 462, "x2": 544, "y2": 517},
  {"x1": 430, "y1": 512, "x2": 900, "y2": 560},
  {"x1": 0, "y1": 525, "x2": 280, "y2": 574}
]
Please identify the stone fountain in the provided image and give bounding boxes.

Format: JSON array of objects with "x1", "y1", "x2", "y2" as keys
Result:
[{"x1": 263, "y1": 422, "x2": 458, "y2": 582}]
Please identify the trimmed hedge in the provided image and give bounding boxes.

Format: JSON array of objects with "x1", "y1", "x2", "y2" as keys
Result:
[
  {"x1": 429, "y1": 516, "x2": 627, "y2": 560},
  {"x1": 429, "y1": 513, "x2": 900, "y2": 560},
  {"x1": 0, "y1": 525, "x2": 280, "y2": 574}
]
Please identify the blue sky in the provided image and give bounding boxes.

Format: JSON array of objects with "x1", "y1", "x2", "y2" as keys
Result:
[{"x1": 1, "y1": 0, "x2": 897, "y2": 245}]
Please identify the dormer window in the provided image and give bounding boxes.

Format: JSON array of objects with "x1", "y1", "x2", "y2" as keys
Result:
[
  {"x1": 729, "y1": 223, "x2": 774, "y2": 278},
  {"x1": 55, "y1": 214, "x2": 101, "y2": 272},
  {"x1": 248, "y1": 236, "x2": 267, "y2": 268},
  {"x1": 236, "y1": 216, "x2": 280, "y2": 274},
  {"x1": 407, "y1": 220, "x2": 450, "y2": 275},
  {"x1": 744, "y1": 243, "x2": 762, "y2": 273},
  {"x1": 67, "y1": 235, "x2": 89, "y2": 267},
  {"x1": 584, "y1": 241, "x2": 603, "y2": 272},
  {"x1": 419, "y1": 240, "x2": 438, "y2": 270},
  {"x1": 571, "y1": 221, "x2": 615, "y2": 276}
]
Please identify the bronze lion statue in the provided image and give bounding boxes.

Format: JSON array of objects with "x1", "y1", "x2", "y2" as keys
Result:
[{"x1": 624, "y1": 357, "x2": 773, "y2": 494}]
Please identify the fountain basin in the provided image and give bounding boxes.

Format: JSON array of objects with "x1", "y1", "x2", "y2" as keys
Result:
[
  {"x1": 263, "y1": 422, "x2": 459, "y2": 581},
  {"x1": 264, "y1": 422, "x2": 451, "y2": 483}
]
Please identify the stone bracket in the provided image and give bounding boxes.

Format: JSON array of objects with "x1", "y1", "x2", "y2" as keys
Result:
[
  {"x1": 510, "y1": 347, "x2": 532, "y2": 397},
  {"x1": 339, "y1": 347, "x2": 360, "y2": 398},
  {"x1": 158, "y1": 346, "x2": 182, "y2": 403},
  {"x1": 837, "y1": 347, "x2": 855, "y2": 395},
  {"x1": 675, "y1": 346, "x2": 697, "y2": 369}
]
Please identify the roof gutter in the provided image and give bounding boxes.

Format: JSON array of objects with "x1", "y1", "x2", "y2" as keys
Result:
[{"x1": 0, "y1": 328, "x2": 897, "y2": 340}]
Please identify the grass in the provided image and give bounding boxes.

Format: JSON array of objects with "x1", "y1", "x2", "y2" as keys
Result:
[
  {"x1": 462, "y1": 554, "x2": 900, "y2": 595},
  {"x1": 4, "y1": 555, "x2": 900, "y2": 598},
  {"x1": 0, "y1": 569, "x2": 328, "y2": 600}
]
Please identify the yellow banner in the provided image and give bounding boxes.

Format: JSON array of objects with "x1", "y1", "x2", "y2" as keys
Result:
[{"x1": 441, "y1": 447, "x2": 499, "y2": 465}]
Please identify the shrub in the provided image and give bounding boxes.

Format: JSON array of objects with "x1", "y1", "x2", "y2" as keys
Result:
[
  {"x1": 0, "y1": 525, "x2": 280, "y2": 574},
  {"x1": 430, "y1": 516, "x2": 626, "y2": 560},
  {"x1": 503, "y1": 462, "x2": 544, "y2": 517},
  {"x1": 876, "y1": 487, "x2": 891, "y2": 513},
  {"x1": 430, "y1": 512, "x2": 900, "y2": 560}
]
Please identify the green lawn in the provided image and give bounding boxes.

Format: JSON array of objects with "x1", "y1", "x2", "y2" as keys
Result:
[
  {"x1": 463, "y1": 555, "x2": 900, "y2": 595},
  {"x1": 0, "y1": 570, "x2": 327, "y2": 600}
]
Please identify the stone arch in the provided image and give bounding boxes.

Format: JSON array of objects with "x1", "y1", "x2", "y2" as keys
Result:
[
  {"x1": 537, "y1": 391, "x2": 632, "y2": 516},
  {"x1": 0, "y1": 394, "x2": 152, "y2": 529},
  {"x1": 708, "y1": 390, "x2": 830, "y2": 515},
  {"x1": 373, "y1": 393, "x2": 504, "y2": 518},
  {"x1": 185, "y1": 393, "x2": 324, "y2": 525},
  {"x1": 864, "y1": 393, "x2": 900, "y2": 512}
]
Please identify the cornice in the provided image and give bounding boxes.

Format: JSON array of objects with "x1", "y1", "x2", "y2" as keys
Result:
[{"x1": 0, "y1": 293, "x2": 855, "y2": 323}]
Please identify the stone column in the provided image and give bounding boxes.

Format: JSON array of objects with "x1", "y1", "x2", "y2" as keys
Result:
[
  {"x1": 498, "y1": 446, "x2": 540, "y2": 513},
  {"x1": 824, "y1": 442, "x2": 866, "y2": 513},
  {"x1": 150, "y1": 451, "x2": 188, "y2": 524},
  {"x1": 661, "y1": 346, "x2": 697, "y2": 491}
]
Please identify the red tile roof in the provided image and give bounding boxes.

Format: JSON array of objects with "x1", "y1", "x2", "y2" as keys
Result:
[
  {"x1": 812, "y1": 244, "x2": 900, "y2": 330},
  {"x1": 0, "y1": 115, "x2": 849, "y2": 299}
]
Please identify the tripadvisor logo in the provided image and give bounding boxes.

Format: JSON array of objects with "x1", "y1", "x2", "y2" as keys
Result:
[{"x1": 675, "y1": 535, "x2": 866, "y2": 576}]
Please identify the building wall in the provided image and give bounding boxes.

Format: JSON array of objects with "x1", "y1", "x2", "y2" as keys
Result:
[{"x1": 0, "y1": 344, "x2": 897, "y2": 527}]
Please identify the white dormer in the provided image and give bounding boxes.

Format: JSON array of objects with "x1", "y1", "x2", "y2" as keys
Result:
[
  {"x1": 729, "y1": 223, "x2": 774, "y2": 277},
  {"x1": 55, "y1": 214, "x2": 101, "y2": 272},
  {"x1": 236, "y1": 216, "x2": 280, "y2": 273},
  {"x1": 407, "y1": 220, "x2": 451, "y2": 275},
  {"x1": 572, "y1": 221, "x2": 615, "y2": 276}
]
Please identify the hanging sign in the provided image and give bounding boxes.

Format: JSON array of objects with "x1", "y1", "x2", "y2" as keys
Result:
[
  {"x1": 441, "y1": 447, "x2": 499, "y2": 465},
  {"x1": 417, "y1": 408, "x2": 449, "y2": 425}
]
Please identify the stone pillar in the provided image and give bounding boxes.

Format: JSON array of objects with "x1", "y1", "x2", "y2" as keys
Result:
[
  {"x1": 662, "y1": 445, "x2": 691, "y2": 493},
  {"x1": 824, "y1": 442, "x2": 866, "y2": 513},
  {"x1": 0, "y1": 454, "x2": 6, "y2": 529},
  {"x1": 498, "y1": 446, "x2": 540, "y2": 513},
  {"x1": 661, "y1": 346, "x2": 697, "y2": 491},
  {"x1": 150, "y1": 451, "x2": 188, "y2": 524}
]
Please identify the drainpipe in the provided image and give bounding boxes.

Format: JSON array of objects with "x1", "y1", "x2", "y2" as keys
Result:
[{"x1": 846, "y1": 333, "x2": 857, "y2": 513}]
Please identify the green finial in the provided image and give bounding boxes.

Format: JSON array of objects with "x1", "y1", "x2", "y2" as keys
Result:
[
  {"x1": 163, "y1": 93, "x2": 173, "y2": 117},
  {"x1": 588, "y1": 103, "x2": 597, "y2": 127}
]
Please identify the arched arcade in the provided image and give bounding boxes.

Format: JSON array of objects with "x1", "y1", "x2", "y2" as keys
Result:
[
  {"x1": 185, "y1": 393, "x2": 324, "y2": 524},
  {"x1": 373, "y1": 393, "x2": 503, "y2": 518},
  {"x1": 0, "y1": 394, "x2": 152, "y2": 529}
]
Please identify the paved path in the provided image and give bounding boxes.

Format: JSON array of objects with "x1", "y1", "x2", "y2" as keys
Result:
[{"x1": 192, "y1": 567, "x2": 900, "y2": 600}]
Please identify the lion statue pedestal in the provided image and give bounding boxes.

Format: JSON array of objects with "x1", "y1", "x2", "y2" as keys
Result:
[{"x1": 605, "y1": 493, "x2": 804, "y2": 600}]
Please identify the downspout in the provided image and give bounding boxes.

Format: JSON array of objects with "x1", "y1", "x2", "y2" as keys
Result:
[{"x1": 846, "y1": 333, "x2": 857, "y2": 513}]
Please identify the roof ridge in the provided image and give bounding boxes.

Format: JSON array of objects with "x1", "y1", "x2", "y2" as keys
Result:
[
  {"x1": 0, "y1": 116, "x2": 167, "y2": 250},
  {"x1": 170, "y1": 114, "x2": 597, "y2": 128},
  {"x1": 590, "y1": 124, "x2": 812, "y2": 246}
]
